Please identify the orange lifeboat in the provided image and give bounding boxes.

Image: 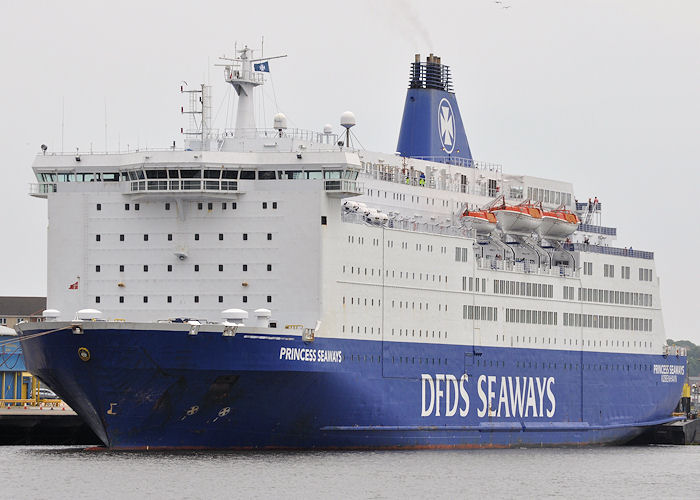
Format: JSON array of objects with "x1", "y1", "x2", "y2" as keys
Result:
[
  {"x1": 461, "y1": 209, "x2": 497, "y2": 235},
  {"x1": 539, "y1": 208, "x2": 579, "y2": 240},
  {"x1": 489, "y1": 200, "x2": 543, "y2": 234}
]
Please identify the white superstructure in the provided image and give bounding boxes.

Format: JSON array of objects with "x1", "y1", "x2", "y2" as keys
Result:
[{"x1": 29, "y1": 47, "x2": 664, "y2": 363}]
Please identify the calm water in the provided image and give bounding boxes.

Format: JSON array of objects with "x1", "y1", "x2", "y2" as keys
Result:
[{"x1": 2, "y1": 445, "x2": 699, "y2": 499}]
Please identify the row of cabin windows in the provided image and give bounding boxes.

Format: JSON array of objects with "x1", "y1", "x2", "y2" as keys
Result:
[
  {"x1": 346, "y1": 235, "x2": 448, "y2": 255},
  {"x1": 97, "y1": 202, "x2": 252, "y2": 212},
  {"x1": 342, "y1": 325, "x2": 382, "y2": 335},
  {"x1": 342, "y1": 266, "x2": 448, "y2": 283},
  {"x1": 391, "y1": 328, "x2": 448, "y2": 339},
  {"x1": 563, "y1": 312, "x2": 652, "y2": 332},
  {"x1": 492, "y1": 279, "x2": 554, "y2": 298},
  {"x1": 343, "y1": 297, "x2": 448, "y2": 312},
  {"x1": 505, "y1": 309, "x2": 558, "y2": 326},
  {"x1": 463, "y1": 305, "x2": 498, "y2": 321},
  {"x1": 95, "y1": 295, "x2": 272, "y2": 304},
  {"x1": 478, "y1": 358, "x2": 654, "y2": 370},
  {"x1": 96, "y1": 233, "x2": 272, "y2": 242},
  {"x1": 577, "y1": 287, "x2": 652, "y2": 307},
  {"x1": 96, "y1": 264, "x2": 273, "y2": 273}
]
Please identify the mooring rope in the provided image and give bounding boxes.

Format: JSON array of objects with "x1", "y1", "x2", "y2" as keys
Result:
[{"x1": 0, "y1": 325, "x2": 72, "y2": 349}]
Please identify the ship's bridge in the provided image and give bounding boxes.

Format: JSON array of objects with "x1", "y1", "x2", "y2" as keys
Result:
[{"x1": 29, "y1": 147, "x2": 363, "y2": 199}]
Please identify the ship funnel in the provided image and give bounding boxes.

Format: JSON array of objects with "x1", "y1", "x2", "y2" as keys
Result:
[{"x1": 396, "y1": 54, "x2": 472, "y2": 163}]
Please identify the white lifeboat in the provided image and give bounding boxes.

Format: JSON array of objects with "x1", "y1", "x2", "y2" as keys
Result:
[
  {"x1": 539, "y1": 209, "x2": 579, "y2": 240},
  {"x1": 461, "y1": 209, "x2": 497, "y2": 235},
  {"x1": 490, "y1": 200, "x2": 543, "y2": 234}
]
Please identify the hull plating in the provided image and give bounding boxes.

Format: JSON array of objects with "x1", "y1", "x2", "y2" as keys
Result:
[{"x1": 18, "y1": 324, "x2": 685, "y2": 449}]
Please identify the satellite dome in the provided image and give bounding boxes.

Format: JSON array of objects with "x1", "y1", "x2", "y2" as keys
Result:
[
  {"x1": 323, "y1": 124, "x2": 333, "y2": 134},
  {"x1": 340, "y1": 111, "x2": 356, "y2": 129},
  {"x1": 273, "y1": 113, "x2": 288, "y2": 130}
]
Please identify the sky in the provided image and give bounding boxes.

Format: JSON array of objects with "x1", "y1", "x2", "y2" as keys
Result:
[{"x1": 1, "y1": 0, "x2": 698, "y2": 341}]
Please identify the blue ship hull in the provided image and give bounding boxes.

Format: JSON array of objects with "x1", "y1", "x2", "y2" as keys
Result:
[{"x1": 17, "y1": 324, "x2": 686, "y2": 449}]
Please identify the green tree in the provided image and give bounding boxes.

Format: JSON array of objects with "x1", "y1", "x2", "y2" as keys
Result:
[{"x1": 667, "y1": 339, "x2": 700, "y2": 377}]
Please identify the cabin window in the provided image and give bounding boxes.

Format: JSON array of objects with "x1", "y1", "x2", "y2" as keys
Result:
[{"x1": 240, "y1": 170, "x2": 255, "y2": 180}]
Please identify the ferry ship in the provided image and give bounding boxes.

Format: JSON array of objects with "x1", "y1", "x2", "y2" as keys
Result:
[{"x1": 17, "y1": 47, "x2": 687, "y2": 449}]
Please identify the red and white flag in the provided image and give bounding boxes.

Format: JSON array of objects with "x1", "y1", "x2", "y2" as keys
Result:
[{"x1": 68, "y1": 281, "x2": 79, "y2": 290}]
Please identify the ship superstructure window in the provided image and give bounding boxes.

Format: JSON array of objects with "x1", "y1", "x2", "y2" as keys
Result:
[
  {"x1": 198, "y1": 203, "x2": 203, "y2": 210},
  {"x1": 267, "y1": 233, "x2": 272, "y2": 240},
  {"x1": 168, "y1": 265, "x2": 172, "y2": 272},
  {"x1": 603, "y1": 264, "x2": 614, "y2": 278},
  {"x1": 95, "y1": 296, "x2": 100, "y2": 304},
  {"x1": 119, "y1": 265, "x2": 124, "y2": 272},
  {"x1": 243, "y1": 296, "x2": 248, "y2": 303},
  {"x1": 143, "y1": 265, "x2": 148, "y2": 272},
  {"x1": 621, "y1": 266, "x2": 630, "y2": 279},
  {"x1": 219, "y1": 233, "x2": 224, "y2": 241},
  {"x1": 165, "y1": 203, "x2": 170, "y2": 210},
  {"x1": 231, "y1": 202, "x2": 237, "y2": 209},
  {"x1": 240, "y1": 170, "x2": 255, "y2": 180},
  {"x1": 167, "y1": 296, "x2": 172, "y2": 303},
  {"x1": 194, "y1": 296, "x2": 199, "y2": 303},
  {"x1": 195, "y1": 234, "x2": 199, "y2": 241},
  {"x1": 219, "y1": 296, "x2": 223, "y2": 303},
  {"x1": 119, "y1": 296, "x2": 124, "y2": 303},
  {"x1": 143, "y1": 296, "x2": 148, "y2": 303},
  {"x1": 321, "y1": 216, "x2": 327, "y2": 225},
  {"x1": 120, "y1": 234, "x2": 124, "y2": 242},
  {"x1": 219, "y1": 265, "x2": 224, "y2": 272},
  {"x1": 267, "y1": 265, "x2": 272, "y2": 271},
  {"x1": 578, "y1": 287, "x2": 652, "y2": 307},
  {"x1": 125, "y1": 203, "x2": 130, "y2": 211},
  {"x1": 96, "y1": 203, "x2": 101, "y2": 211},
  {"x1": 96, "y1": 234, "x2": 101, "y2": 242},
  {"x1": 273, "y1": 202, "x2": 278, "y2": 209},
  {"x1": 144, "y1": 234, "x2": 149, "y2": 241},
  {"x1": 563, "y1": 286, "x2": 575, "y2": 299},
  {"x1": 464, "y1": 305, "x2": 498, "y2": 321},
  {"x1": 583, "y1": 262, "x2": 593, "y2": 275},
  {"x1": 263, "y1": 202, "x2": 268, "y2": 209},
  {"x1": 455, "y1": 247, "x2": 468, "y2": 262},
  {"x1": 222, "y1": 203, "x2": 227, "y2": 209},
  {"x1": 639, "y1": 268, "x2": 653, "y2": 281},
  {"x1": 505, "y1": 308, "x2": 557, "y2": 326},
  {"x1": 135, "y1": 203, "x2": 140, "y2": 211},
  {"x1": 194, "y1": 265, "x2": 199, "y2": 272},
  {"x1": 267, "y1": 296, "x2": 272, "y2": 303},
  {"x1": 243, "y1": 234, "x2": 248, "y2": 241},
  {"x1": 243, "y1": 265, "x2": 248, "y2": 271},
  {"x1": 168, "y1": 234, "x2": 172, "y2": 241},
  {"x1": 208, "y1": 203, "x2": 213, "y2": 210},
  {"x1": 563, "y1": 312, "x2": 651, "y2": 332},
  {"x1": 95, "y1": 265, "x2": 100, "y2": 272},
  {"x1": 493, "y1": 279, "x2": 554, "y2": 298}
]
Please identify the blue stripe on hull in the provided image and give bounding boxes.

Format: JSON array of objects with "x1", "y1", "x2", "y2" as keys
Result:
[{"x1": 18, "y1": 326, "x2": 686, "y2": 449}]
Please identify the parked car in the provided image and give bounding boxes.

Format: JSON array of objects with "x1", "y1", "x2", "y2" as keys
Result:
[{"x1": 38, "y1": 387, "x2": 59, "y2": 400}]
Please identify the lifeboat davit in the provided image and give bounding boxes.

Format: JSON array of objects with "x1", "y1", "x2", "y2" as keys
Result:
[
  {"x1": 490, "y1": 201, "x2": 543, "y2": 234},
  {"x1": 539, "y1": 209, "x2": 579, "y2": 240},
  {"x1": 461, "y1": 210, "x2": 497, "y2": 235}
]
